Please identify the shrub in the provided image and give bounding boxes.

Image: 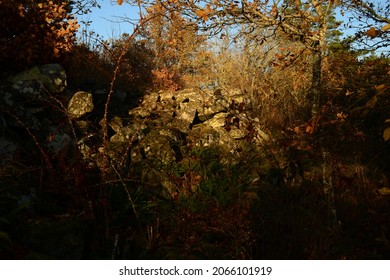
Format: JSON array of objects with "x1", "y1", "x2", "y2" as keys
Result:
[{"x1": 0, "y1": 0, "x2": 79, "y2": 73}]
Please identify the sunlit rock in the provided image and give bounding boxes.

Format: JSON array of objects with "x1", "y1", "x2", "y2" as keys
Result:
[{"x1": 67, "y1": 91, "x2": 94, "y2": 118}]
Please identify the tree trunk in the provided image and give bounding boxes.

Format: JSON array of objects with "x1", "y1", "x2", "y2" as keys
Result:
[
  {"x1": 311, "y1": 49, "x2": 322, "y2": 117},
  {"x1": 311, "y1": 48, "x2": 338, "y2": 230}
]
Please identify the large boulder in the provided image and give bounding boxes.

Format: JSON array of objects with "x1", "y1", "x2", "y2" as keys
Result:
[{"x1": 0, "y1": 64, "x2": 83, "y2": 173}]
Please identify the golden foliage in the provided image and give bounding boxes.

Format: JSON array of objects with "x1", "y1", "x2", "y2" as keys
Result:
[
  {"x1": 195, "y1": 4, "x2": 213, "y2": 21},
  {"x1": 142, "y1": 3, "x2": 210, "y2": 89},
  {"x1": 0, "y1": 0, "x2": 79, "y2": 71}
]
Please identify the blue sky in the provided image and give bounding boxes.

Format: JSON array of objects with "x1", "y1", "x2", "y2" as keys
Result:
[
  {"x1": 77, "y1": 0, "x2": 389, "y2": 55},
  {"x1": 77, "y1": 1, "x2": 140, "y2": 39}
]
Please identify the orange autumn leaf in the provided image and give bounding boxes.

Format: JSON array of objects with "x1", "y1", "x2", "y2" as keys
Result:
[
  {"x1": 195, "y1": 9, "x2": 208, "y2": 21},
  {"x1": 305, "y1": 125, "x2": 314, "y2": 134},
  {"x1": 366, "y1": 27, "x2": 378, "y2": 38},
  {"x1": 195, "y1": 4, "x2": 213, "y2": 21},
  {"x1": 118, "y1": 0, "x2": 123, "y2": 5}
]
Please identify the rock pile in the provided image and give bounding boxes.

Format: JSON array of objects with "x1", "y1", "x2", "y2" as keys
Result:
[{"x1": 1, "y1": 64, "x2": 269, "y2": 194}]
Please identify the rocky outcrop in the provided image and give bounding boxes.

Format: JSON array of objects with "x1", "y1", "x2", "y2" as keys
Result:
[
  {"x1": 106, "y1": 87, "x2": 269, "y2": 193},
  {"x1": 1, "y1": 64, "x2": 269, "y2": 196}
]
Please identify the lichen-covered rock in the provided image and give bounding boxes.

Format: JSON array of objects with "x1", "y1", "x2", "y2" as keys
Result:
[
  {"x1": 38, "y1": 64, "x2": 67, "y2": 93},
  {"x1": 203, "y1": 112, "x2": 227, "y2": 128},
  {"x1": 67, "y1": 91, "x2": 94, "y2": 118},
  {"x1": 140, "y1": 130, "x2": 178, "y2": 165},
  {"x1": 8, "y1": 64, "x2": 67, "y2": 94}
]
